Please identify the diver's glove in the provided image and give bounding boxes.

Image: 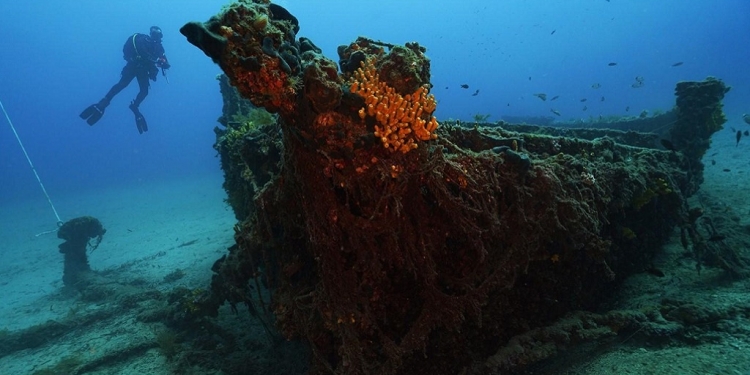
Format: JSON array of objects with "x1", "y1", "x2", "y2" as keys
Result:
[{"x1": 157, "y1": 56, "x2": 170, "y2": 70}]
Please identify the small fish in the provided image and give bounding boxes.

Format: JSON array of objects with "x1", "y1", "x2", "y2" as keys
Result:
[
  {"x1": 745, "y1": 130, "x2": 749, "y2": 136},
  {"x1": 737, "y1": 130, "x2": 742, "y2": 147},
  {"x1": 582, "y1": 106, "x2": 587, "y2": 111},
  {"x1": 723, "y1": 168, "x2": 731, "y2": 172},
  {"x1": 708, "y1": 234, "x2": 726, "y2": 242},
  {"x1": 550, "y1": 95, "x2": 559, "y2": 101},
  {"x1": 743, "y1": 114, "x2": 750, "y2": 125},
  {"x1": 631, "y1": 82, "x2": 644, "y2": 88},
  {"x1": 600, "y1": 96, "x2": 605, "y2": 102},
  {"x1": 625, "y1": 106, "x2": 630, "y2": 112},
  {"x1": 680, "y1": 228, "x2": 689, "y2": 250},
  {"x1": 550, "y1": 109, "x2": 561, "y2": 116},
  {"x1": 551, "y1": 29, "x2": 556, "y2": 35},
  {"x1": 460, "y1": 84, "x2": 469, "y2": 89},
  {"x1": 580, "y1": 98, "x2": 587, "y2": 102},
  {"x1": 711, "y1": 160, "x2": 716, "y2": 165},
  {"x1": 608, "y1": 62, "x2": 617, "y2": 66},
  {"x1": 660, "y1": 139, "x2": 676, "y2": 151},
  {"x1": 731, "y1": 127, "x2": 737, "y2": 132},
  {"x1": 671, "y1": 62, "x2": 683, "y2": 67},
  {"x1": 472, "y1": 89, "x2": 479, "y2": 96},
  {"x1": 635, "y1": 76, "x2": 645, "y2": 83},
  {"x1": 528, "y1": 76, "x2": 532, "y2": 81},
  {"x1": 533, "y1": 93, "x2": 547, "y2": 101},
  {"x1": 591, "y1": 83, "x2": 601, "y2": 89},
  {"x1": 646, "y1": 267, "x2": 665, "y2": 277},
  {"x1": 445, "y1": 86, "x2": 449, "y2": 89}
]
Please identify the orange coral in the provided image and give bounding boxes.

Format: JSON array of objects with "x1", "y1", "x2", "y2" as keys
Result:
[
  {"x1": 349, "y1": 58, "x2": 439, "y2": 153},
  {"x1": 230, "y1": 52, "x2": 296, "y2": 114}
]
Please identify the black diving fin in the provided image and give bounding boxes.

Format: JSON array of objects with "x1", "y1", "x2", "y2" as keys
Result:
[
  {"x1": 79, "y1": 103, "x2": 106, "y2": 126},
  {"x1": 129, "y1": 102, "x2": 148, "y2": 134}
]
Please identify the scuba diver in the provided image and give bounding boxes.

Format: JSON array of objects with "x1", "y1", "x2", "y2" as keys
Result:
[{"x1": 80, "y1": 26, "x2": 170, "y2": 134}]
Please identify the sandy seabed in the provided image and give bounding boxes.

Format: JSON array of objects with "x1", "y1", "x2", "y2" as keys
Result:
[
  {"x1": 0, "y1": 174, "x2": 238, "y2": 374},
  {"x1": 2, "y1": 126, "x2": 750, "y2": 374}
]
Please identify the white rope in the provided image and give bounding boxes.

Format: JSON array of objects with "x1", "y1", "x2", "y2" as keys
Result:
[{"x1": 0, "y1": 99, "x2": 63, "y2": 230}]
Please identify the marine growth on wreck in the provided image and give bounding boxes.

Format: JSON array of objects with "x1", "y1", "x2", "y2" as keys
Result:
[{"x1": 176, "y1": 1, "x2": 734, "y2": 374}]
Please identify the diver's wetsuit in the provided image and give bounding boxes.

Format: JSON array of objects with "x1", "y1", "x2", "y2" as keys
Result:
[{"x1": 80, "y1": 30, "x2": 169, "y2": 134}]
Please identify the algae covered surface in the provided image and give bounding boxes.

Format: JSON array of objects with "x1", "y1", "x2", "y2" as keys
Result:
[{"x1": 1, "y1": 1, "x2": 749, "y2": 375}]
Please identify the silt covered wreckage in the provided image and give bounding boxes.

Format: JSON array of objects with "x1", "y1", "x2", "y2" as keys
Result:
[{"x1": 179, "y1": 1, "x2": 733, "y2": 374}]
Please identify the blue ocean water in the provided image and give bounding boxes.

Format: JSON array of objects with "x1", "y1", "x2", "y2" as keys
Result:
[
  {"x1": 1, "y1": 0, "x2": 748, "y2": 206},
  {"x1": 0, "y1": 1, "x2": 749, "y2": 374}
]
